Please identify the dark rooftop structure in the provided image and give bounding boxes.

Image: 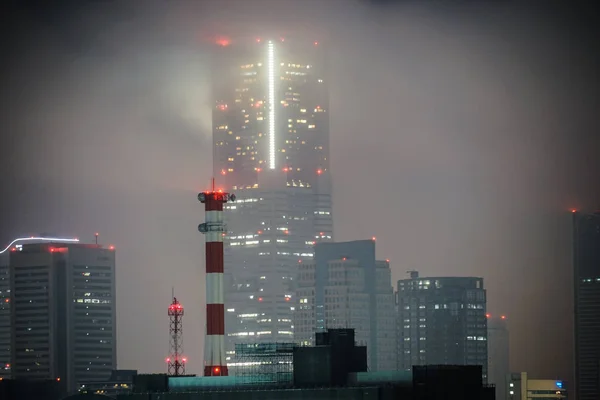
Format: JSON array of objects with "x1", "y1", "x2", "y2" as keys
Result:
[{"x1": 119, "y1": 328, "x2": 494, "y2": 400}]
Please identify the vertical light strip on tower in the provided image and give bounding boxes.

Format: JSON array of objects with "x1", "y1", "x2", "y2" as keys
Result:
[
  {"x1": 267, "y1": 40, "x2": 276, "y2": 170},
  {"x1": 198, "y1": 181, "x2": 235, "y2": 376}
]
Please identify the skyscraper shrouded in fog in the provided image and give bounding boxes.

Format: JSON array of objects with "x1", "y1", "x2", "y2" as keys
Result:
[
  {"x1": 295, "y1": 240, "x2": 397, "y2": 371},
  {"x1": 573, "y1": 211, "x2": 600, "y2": 400},
  {"x1": 210, "y1": 37, "x2": 333, "y2": 365},
  {"x1": 487, "y1": 314, "x2": 509, "y2": 400},
  {"x1": 9, "y1": 241, "x2": 116, "y2": 391},
  {"x1": 396, "y1": 272, "x2": 488, "y2": 381}
]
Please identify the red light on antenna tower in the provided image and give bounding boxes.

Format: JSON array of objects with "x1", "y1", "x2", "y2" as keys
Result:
[
  {"x1": 167, "y1": 296, "x2": 185, "y2": 376},
  {"x1": 501, "y1": 315, "x2": 506, "y2": 320},
  {"x1": 316, "y1": 169, "x2": 323, "y2": 175},
  {"x1": 486, "y1": 313, "x2": 491, "y2": 318},
  {"x1": 314, "y1": 41, "x2": 319, "y2": 46}
]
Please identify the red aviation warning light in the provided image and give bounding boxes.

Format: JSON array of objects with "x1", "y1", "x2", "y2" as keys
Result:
[{"x1": 215, "y1": 37, "x2": 230, "y2": 47}]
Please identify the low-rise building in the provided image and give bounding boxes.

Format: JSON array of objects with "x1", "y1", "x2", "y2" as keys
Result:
[{"x1": 507, "y1": 372, "x2": 567, "y2": 400}]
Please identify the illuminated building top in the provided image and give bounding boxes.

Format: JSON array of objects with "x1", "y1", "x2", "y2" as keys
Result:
[{"x1": 211, "y1": 37, "x2": 329, "y2": 190}]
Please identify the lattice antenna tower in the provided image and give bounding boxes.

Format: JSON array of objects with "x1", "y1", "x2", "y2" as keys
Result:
[{"x1": 166, "y1": 294, "x2": 186, "y2": 376}]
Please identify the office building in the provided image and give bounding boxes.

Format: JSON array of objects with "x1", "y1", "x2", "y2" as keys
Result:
[
  {"x1": 488, "y1": 315, "x2": 509, "y2": 400},
  {"x1": 9, "y1": 242, "x2": 116, "y2": 391},
  {"x1": 572, "y1": 211, "x2": 600, "y2": 400},
  {"x1": 211, "y1": 37, "x2": 333, "y2": 362},
  {"x1": 507, "y1": 372, "x2": 567, "y2": 400},
  {"x1": 223, "y1": 176, "x2": 333, "y2": 361},
  {"x1": 1, "y1": 236, "x2": 82, "y2": 380},
  {"x1": 295, "y1": 240, "x2": 396, "y2": 371},
  {"x1": 397, "y1": 272, "x2": 488, "y2": 380},
  {"x1": 0, "y1": 251, "x2": 9, "y2": 378}
]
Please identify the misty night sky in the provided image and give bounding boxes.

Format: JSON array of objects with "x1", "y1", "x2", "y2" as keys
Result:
[{"x1": 1, "y1": 0, "x2": 599, "y2": 384}]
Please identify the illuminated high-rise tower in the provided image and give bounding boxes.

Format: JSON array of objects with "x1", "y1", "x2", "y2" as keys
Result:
[
  {"x1": 210, "y1": 37, "x2": 333, "y2": 366},
  {"x1": 212, "y1": 37, "x2": 329, "y2": 188}
]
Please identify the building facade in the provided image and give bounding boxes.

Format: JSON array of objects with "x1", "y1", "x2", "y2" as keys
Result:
[
  {"x1": 1, "y1": 236, "x2": 82, "y2": 380},
  {"x1": 295, "y1": 240, "x2": 396, "y2": 371},
  {"x1": 572, "y1": 211, "x2": 600, "y2": 400},
  {"x1": 396, "y1": 272, "x2": 488, "y2": 380},
  {"x1": 211, "y1": 37, "x2": 334, "y2": 365},
  {"x1": 223, "y1": 176, "x2": 333, "y2": 354},
  {"x1": 507, "y1": 372, "x2": 567, "y2": 400},
  {"x1": 488, "y1": 315, "x2": 509, "y2": 400},
  {"x1": 9, "y1": 242, "x2": 116, "y2": 391},
  {"x1": 0, "y1": 253, "x2": 9, "y2": 378}
]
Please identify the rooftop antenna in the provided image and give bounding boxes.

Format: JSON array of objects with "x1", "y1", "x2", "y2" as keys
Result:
[
  {"x1": 212, "y1": 177, "x2": 215, "y2": 192},
  {"x1": 95, "y1": 232, "x2": 99, "y2": 245}
]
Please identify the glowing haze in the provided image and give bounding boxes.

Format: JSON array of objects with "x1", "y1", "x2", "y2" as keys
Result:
[{"x1": 1, "y1": 0, "x2": 599, "y2": 386}]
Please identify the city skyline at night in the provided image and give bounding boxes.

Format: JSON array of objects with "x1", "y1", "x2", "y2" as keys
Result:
[{"x1": 1, "y1": 0, "x2": 598, "y2": 396}]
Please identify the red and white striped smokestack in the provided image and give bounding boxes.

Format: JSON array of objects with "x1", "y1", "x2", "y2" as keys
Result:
[{"x1": 198, "y1": 180, "x2": 235, "y2": 377}]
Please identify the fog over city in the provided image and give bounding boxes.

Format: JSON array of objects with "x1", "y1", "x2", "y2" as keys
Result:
[{"x1": 1, "y1": 0, "x2": 599, "y2": 384}]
